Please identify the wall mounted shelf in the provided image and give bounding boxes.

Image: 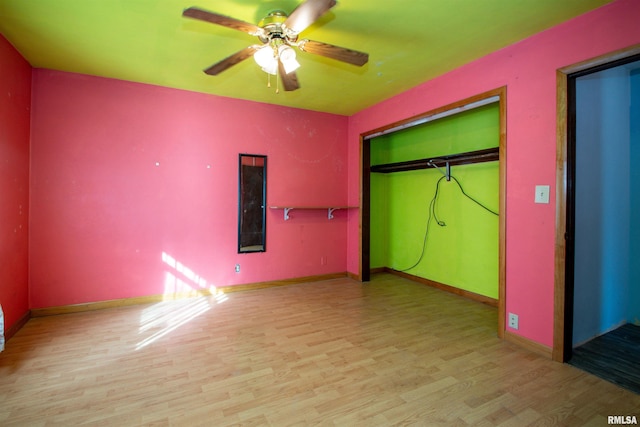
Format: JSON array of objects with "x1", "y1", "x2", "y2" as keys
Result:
[{"x1": 269, "y1": 206, "x2": 358, "y2": 221}]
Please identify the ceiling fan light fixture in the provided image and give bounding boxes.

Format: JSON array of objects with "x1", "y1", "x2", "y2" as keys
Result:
[
  {"x1": 254, "y1": 46, "x2": 278, "y2": 75},
  {"x1": 278, "y1": 45, "x2": 300, "y2": 74},
  {"x1": 261, "y1": 64, "x2": 278, "y2": 76},
  {"x1": 183, "y1": 0, "x2": 366, "y2": 92}
]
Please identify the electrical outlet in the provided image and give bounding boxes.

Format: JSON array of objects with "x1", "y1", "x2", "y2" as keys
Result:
[
  {"x1": 235, "y1": 264, "x2": 240, "y2": 273},
  {"x1": 508, "y1": 313, "x2": 519, "y2": 330}
]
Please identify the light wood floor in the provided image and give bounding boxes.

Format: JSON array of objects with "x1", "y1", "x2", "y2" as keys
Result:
[{"x1": 1, "y1": 274, "x2": 639, "y2": 426}]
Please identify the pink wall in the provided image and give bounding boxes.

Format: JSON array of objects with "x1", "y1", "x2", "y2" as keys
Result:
[
  {"x1": 347, "y1": 0, "x2": 640, "y2": 348},
  {"x1": 29, "y1": 71, "x2": 348, "y2": 308},
  {"x1": 11, "y1": 0, "x2": 640, "y2": 349},
  {"x1": 0, "y1": 35, "x2": 31, "y2": 333}
]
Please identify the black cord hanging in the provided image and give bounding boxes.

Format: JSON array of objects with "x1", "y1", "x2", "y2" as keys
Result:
[{"x1": 399, "y1": 174, "x2": 498, "y2": 272}]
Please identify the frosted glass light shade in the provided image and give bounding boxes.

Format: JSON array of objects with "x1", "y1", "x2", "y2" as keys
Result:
[
  {"x1": 279, "y1": 45, "x2": 300, "y2": 74},
  {"x1": 254, "y1": 46, "x2": 277, "y2": 75}
]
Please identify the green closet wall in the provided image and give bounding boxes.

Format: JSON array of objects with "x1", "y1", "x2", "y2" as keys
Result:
[{"x1": 370, "y1": 103, "x2": 500, "y2": 299}]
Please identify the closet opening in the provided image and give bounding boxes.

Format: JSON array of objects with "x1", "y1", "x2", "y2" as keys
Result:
[
  {"x1": 555, "y1": 48, "x2": 640, "y2": 393},
  {"x1": 360, "y1": 87, "x2": 506, "y2": 338}
]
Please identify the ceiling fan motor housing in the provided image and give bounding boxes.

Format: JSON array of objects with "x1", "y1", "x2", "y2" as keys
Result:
[{"x1": 258, "y1": 10, "x2": 298, "y2": 44}]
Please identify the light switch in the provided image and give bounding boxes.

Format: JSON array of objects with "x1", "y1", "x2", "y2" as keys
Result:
[{"x1": 535, "y1": 185, "x2": 550, "y2": 204}]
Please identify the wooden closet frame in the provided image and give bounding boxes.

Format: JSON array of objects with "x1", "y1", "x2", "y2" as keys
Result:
[{"x1": 359, "y1": 86, "x2": 507, "y2": 340}]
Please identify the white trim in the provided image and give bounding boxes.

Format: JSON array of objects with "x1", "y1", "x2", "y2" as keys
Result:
[{"x1": 364, "y1": 95, "x2": 500, "y2": 140}]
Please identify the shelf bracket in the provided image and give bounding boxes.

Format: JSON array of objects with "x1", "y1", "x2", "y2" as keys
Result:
[
  {"x1": 283, "y1": 207, "x2": 292, "y2": 221},
  {"x1": 328, "y1": 208, "x2": 337, "y2": 220}
]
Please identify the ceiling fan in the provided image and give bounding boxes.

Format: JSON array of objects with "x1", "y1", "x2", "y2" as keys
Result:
[{"x1": 183, "y1": 0, "x2": 369, "y2": 92}]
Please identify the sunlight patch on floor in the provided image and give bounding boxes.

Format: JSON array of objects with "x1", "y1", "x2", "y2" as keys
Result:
[
  {"x1": 136, "y1": 298, "x2": 211, "y2": 350},
  {"x1": 135, "y1": 252, "x2": 229, "y2": 350}
]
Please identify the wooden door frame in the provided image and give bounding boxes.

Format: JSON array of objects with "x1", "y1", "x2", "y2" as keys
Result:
[
  {"x1": 359, "y1": 87, "x2": 507, "y2": 339},
  {"x1": 553, "y1": 44, "x2": 640, "y2": 362}
]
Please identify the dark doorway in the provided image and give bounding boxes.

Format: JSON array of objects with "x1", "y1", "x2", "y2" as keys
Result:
[{"x1": 563, "y1": 54, "x2": 640, "y2": 392}]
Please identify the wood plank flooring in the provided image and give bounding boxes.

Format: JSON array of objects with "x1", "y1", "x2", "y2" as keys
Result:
[
  {"x1": 1, "y1": 273, "x2": 639, "y2": 426},
  {"x1": 569, "y1": 323, "x2": 640, "y2": 395}
]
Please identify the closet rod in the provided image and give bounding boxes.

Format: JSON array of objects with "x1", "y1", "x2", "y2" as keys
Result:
[{"x1": 370, "y1": 147, "x2": 499, "y2": 174}]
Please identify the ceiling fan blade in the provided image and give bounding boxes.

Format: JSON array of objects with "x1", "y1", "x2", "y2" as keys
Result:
[
  {"x1": 183, "y1": 7, "x2": 264, "y2": 36},
  {"x1": 278, "y1": 60, "x2": 300, "y2": 91},
  {"x1": 284, "y1": 0, "x2": 337, "y2": 34},
  {"x1": 298, "y1": 39, "x2": 369, "y2": 66},
  {"x1": 204, "y1": 45, "x2": 261, "y2": 76}
]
